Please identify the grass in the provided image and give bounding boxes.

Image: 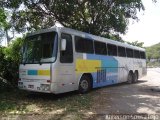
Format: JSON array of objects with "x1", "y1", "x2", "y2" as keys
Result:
[{"x1": 0, "y1": 86, "x2": 94, "y2": 119}]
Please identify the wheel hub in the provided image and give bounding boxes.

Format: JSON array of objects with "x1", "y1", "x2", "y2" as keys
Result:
[{"x1": 80, "y1": 80, "x2": 88, "y2": 90}]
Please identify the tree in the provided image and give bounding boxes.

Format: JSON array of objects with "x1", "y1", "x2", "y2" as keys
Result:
[
  {"x1": 4, "y1": 37, "x2": 23, "y2": 63},
  {"x1": 126, "y1": 41, "x2": 144, "y2": 48},
  {"x1": 146, "y1": 43, "x2": 160, "y2": 61},
  {"x1": 0, "y1": 37, "x2": 24, "y2": 85},
  {"x1": 146, "y1": 47, "x2": 153, "y2": 62},
  {"x1": 0, "y1": 46, "x2": 6, "y2": 79},
  {"x1": 0, "y1": 8, "x2": 7, "y2": 44},
  {"x1": 0, "y1": 8, "x2": 14, "y2": 45},
  {"x1": 1, "y1": 0, "x2": 147, "y2": 41}
]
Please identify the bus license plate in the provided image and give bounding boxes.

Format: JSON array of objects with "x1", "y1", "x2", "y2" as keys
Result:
[{"x1": 28, "y1": 85, "x2": 34, "y2": 89}]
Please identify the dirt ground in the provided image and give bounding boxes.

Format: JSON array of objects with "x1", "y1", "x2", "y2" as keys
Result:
[
  {"x1": 1, "y1": 68, "x2": 160, "y2": 120},
  {"x1": 89, "y1": 68, "x2": 160, "y2": 119}
]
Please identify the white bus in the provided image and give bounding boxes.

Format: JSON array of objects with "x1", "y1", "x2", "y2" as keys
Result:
[{"x1": 18, "y1": 26, "x2": 147, "y2": 94}]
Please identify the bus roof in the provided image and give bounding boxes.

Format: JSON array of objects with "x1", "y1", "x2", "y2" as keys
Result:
[{"x1": 27, "y1": 26, "x2": 145, "y2": 52}]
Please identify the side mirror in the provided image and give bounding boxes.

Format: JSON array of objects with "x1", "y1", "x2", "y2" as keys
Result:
[{"x1": 61, "y1": 39, "x2": 66, "y2": 51}]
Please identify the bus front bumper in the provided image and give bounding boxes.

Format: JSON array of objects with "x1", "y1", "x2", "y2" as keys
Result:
[{"x1": 18, "y1": 81, "x2": 52, "y2": 93}]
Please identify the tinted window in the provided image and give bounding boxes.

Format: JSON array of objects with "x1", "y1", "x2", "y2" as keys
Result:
[
  {"x1": 94, "y1": 41, "x2": 107, "y2": 55},
  {"x1": 140, "y1": 51, "x2": 146, "y2": 59},
  {"x1": 75, "y1": 36, "x2": 94, "y2": 53},
  {"x1": 60, "y1": 33, "x2": 73, "y2": 63},
  {"x1": 42, "y1": 33, "x2": 54, "y2": 58},
  {"x1": 107, "y1": 44, "x2": 117, "y2": 56},
  {"x1": 118, "y1": 46, "x2": 126, "y2": 57},
  {"x1": 126, "y1": 48, "x2": 133, "y2": 58},
  {"x1": 134, "y1": 50, "x2": 140, "y2": 58}
]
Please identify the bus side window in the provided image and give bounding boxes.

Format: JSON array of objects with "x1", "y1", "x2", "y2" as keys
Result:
[
  {"x1": 107, "y1": 44, "x2": 117, "y2": 56},
  {"x1": 60, "y1": 33, "x2": 73, "y2": 63},
  {"x1": 75, "y1": 36, "x2": 94, "y2": 54},
  {"x1": 94, "y1": 41, "x2": 107, "y2": 55},
  {"x1": 118, "y1": 46, "x2": 126, "y2": 57},
  {"x1": 126, "y1": 48, "x2": 133, "y2": 58},
  {"x1": 134, "y1": 50, "x2": 140, "y2": 59},
  {"x1": 140, "y1": 51, "x2": 146, "y2": 59}
]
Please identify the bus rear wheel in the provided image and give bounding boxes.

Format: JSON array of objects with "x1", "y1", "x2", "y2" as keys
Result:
[
  {"x1": 127, "y1": 72, "x2": 134, "y2": 84},
  {"x1": 133, "y1": 72, "x2": 138, "y2": 83},
  {"x1": 78, "y1": 75, "x2": 91, "y2": 94}
]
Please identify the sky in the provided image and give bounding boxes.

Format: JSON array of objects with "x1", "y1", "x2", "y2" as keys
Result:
[{"x1": 122, "y1": 0, "x2": 160, "y2": 47}]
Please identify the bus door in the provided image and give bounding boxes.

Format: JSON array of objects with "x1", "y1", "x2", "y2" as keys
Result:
[{"x1": 59, "y1": 33, "x2": 76, "y2": 92}]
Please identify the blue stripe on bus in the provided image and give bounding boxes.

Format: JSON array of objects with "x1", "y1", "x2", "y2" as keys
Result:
[
  {"x1": 86, "y1": 54, "x2": 118, "y2": 88},
  {"x1": 28, "y1": 70, "x2": 38, "y2": 75}
]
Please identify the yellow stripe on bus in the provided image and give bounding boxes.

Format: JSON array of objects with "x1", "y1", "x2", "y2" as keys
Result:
[
  {"x1": 76, "y1": 59, "x2": 101, "y2": 73},
  {"x1": 38, "y1": 70, "x2": 50, "y2": 76}
]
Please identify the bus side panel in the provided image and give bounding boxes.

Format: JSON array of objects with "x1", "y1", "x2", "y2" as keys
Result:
[
  {"x1": 122, "y1": 58, "x2": 134, "y2": 81},
  {"x1": 75, "y1": 54, "x2": 147, "y2": 89},
  {"x1": 136, "y1": 59, "x2": 147, "y2": 78},
  {"x1": 142, "y1": 59, "x2": 147, "y2": 77},
  {"x1": 118, "y1": 58, "x2": 147, "y2": 81},
  {"x1": 76, "y1": 54, "x2": 119, "y2": 88},
  {"x1": 88, "y1": 54, "x2": 119, "y2": 88},
  {"x1": 116, "y1": 57, "x2": 128, "y2": 83}
]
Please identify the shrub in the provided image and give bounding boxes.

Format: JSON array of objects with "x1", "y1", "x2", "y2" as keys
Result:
[{"x1": 0, "y1": 37, "x2": 24, "y2": 86}]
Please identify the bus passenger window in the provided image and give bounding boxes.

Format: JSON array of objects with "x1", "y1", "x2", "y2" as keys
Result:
[
  {"x1": 107, "y1": 44, "x2": 117, "y2": 56},
  {"x1": 75, "y1": 36, "x2": 94, "y2": 54},
  {"x1": 134, "y1": 50, "x2": 140, "y2": 59},
  {"x1": 118, "y1": 46, "x2": 126, "y2": 57},
  {"x1": 60, "y1": 33, "x2": 73, "y2": 63},
  {"x1": 140, "y1": 51, "x2": 146, "y2": 59},
  {"x1": 126, "y1": 48, "x2": 133, "y2": 58},
  {"x1": 94, "y1": 41, "x2": 107, "y2": 55}
]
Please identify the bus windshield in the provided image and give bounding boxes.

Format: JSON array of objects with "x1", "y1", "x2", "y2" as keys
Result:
[{"x1": 22, "y1": 32, "x2": 58, "y2": 64}]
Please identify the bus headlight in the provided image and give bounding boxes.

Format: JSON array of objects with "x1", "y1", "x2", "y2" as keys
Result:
[{"x1": 40, "y1": 84, "x2": 50, "y2": 91}]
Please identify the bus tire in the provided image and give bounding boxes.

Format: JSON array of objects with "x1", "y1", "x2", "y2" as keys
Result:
[
  {"x1": 127, "y1": 71, "x2": 134, "y2": 84},
  {"x1": 133, "y1": 71, "x2": 138, "y2": 83},
  {"x1": 78, "y1": 75, "x2": 91, "y2": 94}
]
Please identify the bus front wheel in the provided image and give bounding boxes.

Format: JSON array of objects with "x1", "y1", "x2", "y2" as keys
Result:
[{"x1": 78, "y1": 75, "x2": 91, "y2": 94}]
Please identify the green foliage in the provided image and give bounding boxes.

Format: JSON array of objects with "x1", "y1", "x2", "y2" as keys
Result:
[
  {"x1": 4, "y1": 37, "x2": 23, "y2": 63},
  {"x1": 0, "y1": 37, "x2": 24, "y2": 86},
  {"x1": 0, "y1": 8, "x2": 13, "y2": 45},
  {"x1": 126, "y1": 40, "x2": 144, "y2": 48},
  {"x1": 146, "y1": 43, "x2": 160, "y2": 61},
  {"x1": 146, "y1": 47, "x2": 153, "y2": 61},
  {"x1": 102, "y1": 34, "x2": 124, "y2": 43},
  {"x1": 0, "y1": 9, "x2": 6, "y2": 25},
  {"x1": 0, "y1": 8, "x2": 12, "y2": 32},
  {"x1": 0, "y1": 46, "x2": 7, "y2": 79},
  {"x1": 0, "y1": 8, "x2": 8, "y2": 29},
  {"x1": 0, "y1": 8, "x2": 6, "y2": 43},
  {"x1": 1, "y1": 0, "x2": 146, "y2": 41}
]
